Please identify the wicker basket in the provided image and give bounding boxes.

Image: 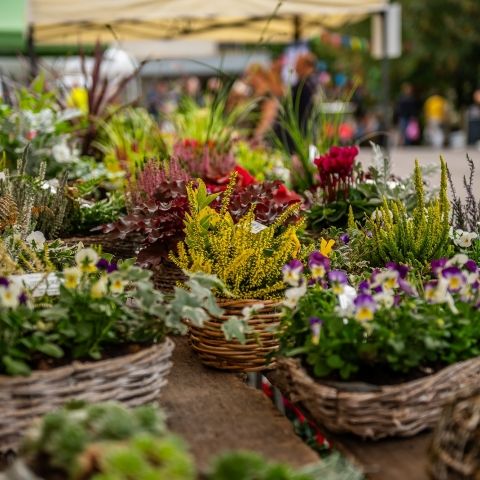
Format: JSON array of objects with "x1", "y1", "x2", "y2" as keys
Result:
[
  {"x1": 0, "y1": 338, "x2": 175, "y2": 452},
  {"x1": 152, "y1": 261, "x2": 187, "y2": 293},
  {"x1": 188, "y1": 299, "x2": 282, "y2": 372},
  {"x1": 270, "y1": 355, "x2": 480, "y2": 440},
  {"x1": 62, "y1": 233, "x2": 143, "y2": 259},
  {"x1": 429, "y1": 384, "x2": 480, "y2": 479}
]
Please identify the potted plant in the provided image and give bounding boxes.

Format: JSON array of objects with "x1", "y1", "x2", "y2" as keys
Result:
[
  {"x1": 169, "y1": 173, "x2": 304, "y2": 371},
  {"x1": 0, "y1": 247, "x2": 221, "y2": 451},
  {"x1": 275, "y1": 253, "x2": 480, "y2": 439}
]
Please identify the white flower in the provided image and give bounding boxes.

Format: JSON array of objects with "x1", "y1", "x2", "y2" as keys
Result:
[
  {"x1": 0, "y1": 171, "x2": 6, "y2": 182},
  {"x1": 453, "y1": 231, "x2": 478, "y2": 249},
  {"x1": 371, "y1": 270, "x2": 399, "y2": 292},
  {"x1": 26, "y1": 231, "x2": 46, "y2": 249},
  {"x1": 63, "y1": 266, "x2": 82, "y2": 289},
  {"x1": 0, "y1": 284, "x2": 22, "y2": 308},
  {"x1": 283, "y1": 283, "x2": 307, "y2": 309},
  {"x1": 75, "y1": 248, "x2": 99, "y2": 272},
  {"x1": 90, "y1": 276, "x2": 108, "y2": 299},
  {"x1": 109, "y1": 275, "x2": 127, "y2": 294},
  {"x1": 373, "y1": 291, "x2": 395, "y2": 308},
  {"x1": 52, "y1": 141, "x2": 73, "y2": 164}
]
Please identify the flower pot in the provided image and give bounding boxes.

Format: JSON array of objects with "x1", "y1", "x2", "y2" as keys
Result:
[
  {"x1": 188, "y1": 299, "x2": 282, "y2": 372},
  {"x1": 269, "y1": 355, "x2": 480, "y2": 440},
  {"x1": 429, "y1": 384, "x2": 480, "y2": 479},
  {"x1": 0, "y1": 338, "x2": 174, "y2": 452}
]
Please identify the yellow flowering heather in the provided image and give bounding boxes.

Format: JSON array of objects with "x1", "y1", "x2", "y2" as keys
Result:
[{"x1": 170, "y1": 175, "x2": 303, "y2": 300}]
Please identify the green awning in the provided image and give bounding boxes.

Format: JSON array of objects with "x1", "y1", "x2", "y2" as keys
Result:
[{"x1": 0, "y1": 0, "x2": 28, "y2": 53}]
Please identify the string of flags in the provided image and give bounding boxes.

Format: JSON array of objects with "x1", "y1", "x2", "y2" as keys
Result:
[{"x1": 311, "y1": 31, "x2": 370, "y2": 52}]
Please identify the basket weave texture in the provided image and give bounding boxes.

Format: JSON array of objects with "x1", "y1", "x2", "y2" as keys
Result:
[
  {"x1": 189, "y1": 299, "x2": 282, "y2": 372},
  {"x1": 429, "y1": 384, "x2": 480, "y2": 479},
  {"x1": 152, "y1": 262, "x2": 187, "y2": 293},
  {"x1": 62, "y1": 233, "x2": 143, "y2": 259},
  {"x1": 0, "y1": 338, "x2": 174, "y2": 452},
  {"x1": 271, "y1": 355, "x2": 480, "y2": 440}
]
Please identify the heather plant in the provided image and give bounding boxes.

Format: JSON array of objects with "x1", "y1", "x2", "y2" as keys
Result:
[
  {"x1": 170, "y1": 174, "x2": 303, "y2": 299},
  {"x1": 448, "y1": 155, "x2": 480, "y2": 233},
  {"x1": 0, "y1": 233, "x2": 78, "y2": 276},
  {"x1": 364, "y1": 158, "x2": 452, "y2": 267},
  {"x1": 0, "y1": 151, "x2": 73, "y2": 239}
]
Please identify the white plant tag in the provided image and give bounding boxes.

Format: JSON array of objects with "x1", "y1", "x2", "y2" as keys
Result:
[
  {"x1": 251, "y1": 221, "x2": 268, "y2": 234},
  {"x1": 9, "y1": 273, "x2": 61, "y2": 297}
]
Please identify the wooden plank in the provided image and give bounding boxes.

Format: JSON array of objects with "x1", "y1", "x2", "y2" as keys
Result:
[
  {"x1": 266, "y1": 370, "x2": 432, "y2": 480},
  {"x1": 160, "y1": 338, "x2": 319, "y2": 472}
]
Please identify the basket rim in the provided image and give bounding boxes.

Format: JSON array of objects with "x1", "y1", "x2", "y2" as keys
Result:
[
  {"x1": 0, "y1": 337, "x2": 175, "y2": 385},
  {"x1": 276, "y1": 354, "x2": 480, "y2": 396}
]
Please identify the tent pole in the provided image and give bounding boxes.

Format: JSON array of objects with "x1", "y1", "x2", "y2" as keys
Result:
[
  {"x1": 27, "y1": 25, "x2": 38, "y2": 80},
  {"x1": 293, "y1": 15, "x2": 301, "y2": 42},
  {"x1": 380, "y1": 10, "x2": 391, "y2": 150}
]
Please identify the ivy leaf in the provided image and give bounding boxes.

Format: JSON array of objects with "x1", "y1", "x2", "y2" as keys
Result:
[
  {"x1": 221, "y1": 317, "x2": 250, "y2": 344},
  {"x1": 36, "y1": 343, "x2": 64, "y2": 358}
]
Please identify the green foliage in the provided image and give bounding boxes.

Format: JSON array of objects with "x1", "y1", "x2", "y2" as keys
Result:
[
  {"x1": 209, "y1": 451, "x2": 363, "y2": 480},
  {"x1": 234, "y1": 141, "x2": 284, "y2": 182},
  {"x1": 19, "y1": 402, "x2": 195, "y2": 480},
  {"x1": 272, "y1": 85, "x2": 353, "y2": 192},
  {"x1": 365, "y1": 158, "x2": 452, "y2": 267},
  {"x1": 70, "y1": 192, "x2": 125, "y2": 235},
  {"x1": 0, "y1": 75, "x2": 82, "y2": 176},
  {"x1": 94, "y1": 107, "x2": 168, "y2": 186}
]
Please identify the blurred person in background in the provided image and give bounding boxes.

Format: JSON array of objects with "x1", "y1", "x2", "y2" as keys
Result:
[
  {"x1": 182, "y1": 76, "x2": 204, "y2": 106},
  {"x1": 244, "y1": 63, "x2": 284, "y2": 144},
  {"x1": 424, "y1": 91, "x2": 447, "y2": 147},
  {"x1": 394, "y1": 83, "x2": 420, "y2": 146},
  {"x1": 291, "y1": 52, "x2": 317, "y2": 134},
  {"x1": 467, "y1": 88, "x2": 480, "y2": 146}
]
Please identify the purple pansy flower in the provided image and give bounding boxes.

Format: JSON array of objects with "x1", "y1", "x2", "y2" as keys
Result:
[
  {"x1": 339, "y1": 233, "x2": 350, "y2": 244},
  {"x1": 442, "y1": 266, "x2": 466, "y2": 292},
  {"x1": 353, "y1": 294, "x2": 377, "y2": 322},
  {"x1": 308, "y1": 251, "x2": 330, "y2": 280},
  {"x1": 282, "y1": 259, "x2": 304, "y2": 286},
  {"x1": 386, "y1": 262, "x2": 409, "y2": 279},
  {"x1": 328, "y1": 270, "x2": 348, "y2": 295},
  {"x1": 0, "y1": 277, "x2": 9, "y2": 287},
  {"x1": 309, "y1": 317, "x2": 323, "y2": 345},
  {"x1": 431, "y1": 258, "x2": 448, "y2": 274}
]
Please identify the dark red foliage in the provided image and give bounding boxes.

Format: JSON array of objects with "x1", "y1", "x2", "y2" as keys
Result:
[
  {"x1": 223, "y1": 181, "x2": 302, "y2": 225},
  {"x1": 314, "y1": 145, "x2": 359, "y2": 202},
  {"x1": 173, "y1": 138, "x2": 236, "y2": 182}
]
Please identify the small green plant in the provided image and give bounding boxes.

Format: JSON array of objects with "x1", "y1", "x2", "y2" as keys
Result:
[
  {"x1": 365, "y1": 158, "x2": 452, "y2": 267},
  {"x1": 209, "y1": 451, "x2": 363, "y2": 480},
  {"x1": 19, "y1": 402, "x2": 195, "y2": 480}
]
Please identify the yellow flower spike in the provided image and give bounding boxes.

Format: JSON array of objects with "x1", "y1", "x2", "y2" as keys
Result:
[{"x1": 320, "y1": 238, "x2": 335, "y2": 257}]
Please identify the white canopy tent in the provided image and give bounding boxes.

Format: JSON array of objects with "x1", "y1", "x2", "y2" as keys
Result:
[{"x1": 27, "y1": 0, "x2": 389, "y2": 45}]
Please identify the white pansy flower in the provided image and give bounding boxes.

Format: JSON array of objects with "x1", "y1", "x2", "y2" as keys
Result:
[
  {"x1": 283, "y1": 283, "x2": 307, "y2": 309},
  {"x1": 90, "y1": 276, "x2": 108, "y2": 299},
  {"x1": 52, "y1": 140, "x2": 73, "y2": 164},
  {"x1": 26, "y1": 231, "x2": 46, "y2": 249},
  {"x1": 75, "y1": 248, "x2": 99, "y2": 272},
  {"x1": 0, "y1": 284, "x2": 22, "y2": 308}
]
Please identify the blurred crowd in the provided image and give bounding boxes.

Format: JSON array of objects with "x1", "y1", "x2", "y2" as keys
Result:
[{"x1": 144, "y1": 52, "x2": 480, "y2": 149}]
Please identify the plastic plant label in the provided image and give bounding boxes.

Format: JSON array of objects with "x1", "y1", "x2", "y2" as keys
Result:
[
  {"x1": 251, "y1": 220, "x2": 268, "y2": 234},
  {"x1": 9, "y1": 273, "x2": 61, "y2": 297}
]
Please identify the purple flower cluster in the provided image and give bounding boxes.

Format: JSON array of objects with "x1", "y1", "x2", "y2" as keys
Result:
[{"x1": 96, "y1": 259, "x2": 118, "y2": 274}]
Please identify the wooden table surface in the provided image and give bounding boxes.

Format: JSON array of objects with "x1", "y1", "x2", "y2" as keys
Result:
[{"x1": 160, "y1": 338, "x2": 319, "y2": 473}]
